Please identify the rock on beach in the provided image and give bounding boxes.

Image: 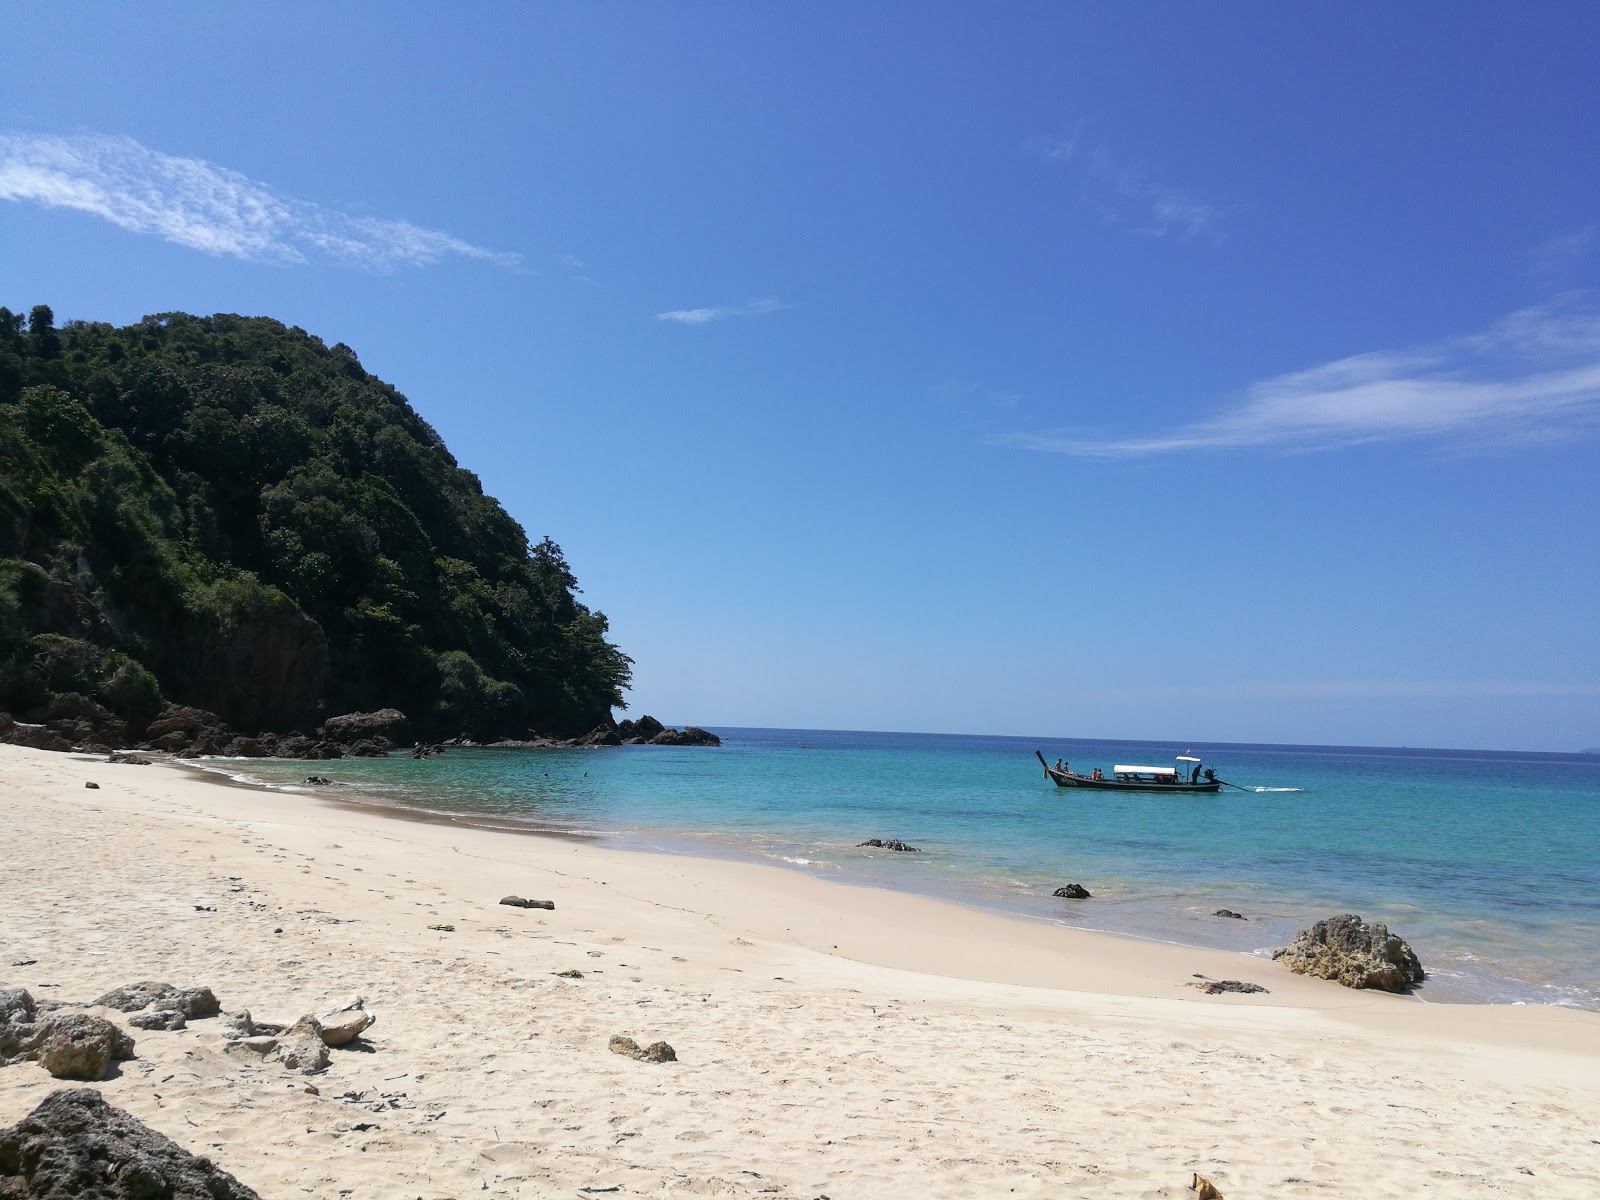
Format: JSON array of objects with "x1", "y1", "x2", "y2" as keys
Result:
[{"x1": 1272, "y1": 913, "x2": 1424, "y2": 992}]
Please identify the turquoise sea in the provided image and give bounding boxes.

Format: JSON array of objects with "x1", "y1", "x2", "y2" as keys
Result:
[{"x1": 218, "y1": 728, "x2": 1600, "y2": 1009}]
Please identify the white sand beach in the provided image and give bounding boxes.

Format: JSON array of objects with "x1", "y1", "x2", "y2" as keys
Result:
[{"x1": 2, "y1": 743, "x2": 1598, "y2": 1198}]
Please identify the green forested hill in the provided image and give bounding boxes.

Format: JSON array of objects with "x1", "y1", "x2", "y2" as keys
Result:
[{"x1": 0, "y1": 305, "x2": 630, "y2": 741}]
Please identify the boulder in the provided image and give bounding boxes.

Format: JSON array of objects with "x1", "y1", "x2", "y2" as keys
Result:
[
  {"x1": 344, "y1": 738, "x2": 390, "y2": 758},
  {"x1": 152, "y1": 731, "x2": 190, "y2": 751},
  {"x1": 1053, "y1": 884, "x2": 1092, "y2": 899},
  {"x1": 34, "y1": 1014, "x2": 134, "y2": 1081},
  {"x1": 0, "y1": 1087, "x2": 261, "y2": 1198},
  {"x1": 313, "y1": 998, "x2": 375, "y2": 1048},
  {"x1": 0, "y1": 723, "x2": 73, "y2": 753},
  {"x1": 106, "y1": 752, "x2": 149, "y2": 765},
  {"x1": 143, "y1": 705, "x2": 225, "y2": 741},
  {"x1": 858, "y1": 839, "x2": 921, "y2": 852},
  {"x1": 126, "y1": 1009, "x2": 185, "y2": 1032},
  {"x1": 221, "y1": 737, "x2": 264, "y2": 757},
  {"x1": 1272, "y1": 913, "x2": 1424, "y2": 992},
  {"x1": 303, "y1": 775, "x2": 334, "y2": 786},
  {"x1": 1213, "y1": 909, "x2": 1246, "y2": 920},
  {"x1": 270, "y1": 734, "x2": 318, "y2": 758},
  {"x1": 91, "y1": 983, "x2": 217, "y2": 1020},
  {"x1": 499, "y1": 896, "x2": 556, "y2": 910},
  {"x1": 272, "y1": 1015, "x2": 330, "y2": 1074},
  {"x1": 579, "y1": 726, "x2": 622, "y2": 747},
  {"x1": 320, "y1": 708, "x2": 409, "y2": 745},
  {"x1": 0, "y1": 989, "x2": 43, "y2": 1066}
]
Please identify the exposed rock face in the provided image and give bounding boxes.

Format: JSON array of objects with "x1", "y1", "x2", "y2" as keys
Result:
[
  {"x1": 616, "y1": 715, "x2": 664, "y2": 742},
  {"x1": 0, "y1": 1087, "x2": 260, "y2": 1198},
  {"x1": 579, "y1": 726, "x2": 622, "y2": 747},
  {"x1": 33, "y1": 1015, "x2": 134, "y2": 1081},
  {"x1": 1053, "y1": 884, "x2": 1092, "y2": 899},
  {"x1": 21, "y1": 693, "x2": 128, "y2": 750},
  {"x1": 1272, "y1": 913, "x2": 1424, "y2": 992},
  {"x1": 320, "y1": 708, "x2": 408, "y2": 745},
  {"x1": 166, "y1": 599, "x2": 327, "y2": 734},
  {"x1": 609, "y1": 1035, "x2": 676, "y2": 1063}
]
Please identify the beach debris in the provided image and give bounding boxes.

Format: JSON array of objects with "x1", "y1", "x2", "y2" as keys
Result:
[
  {"x1": 304, "y1": 775, "x2": 335, "y2": 786},
  {"x1": 1186, "y1": 979, "x2": 1269, "y2": 995},
  {"x1": 857, "y1": 839, "x2": 921, "y2": 852},
  {"x1": 83, "y1": 781, "x2": 99, "y2": 789},
  {"x1": 1273, "y1": 913, "x2": 1424, "y2": 992},
  {"x1": 273, "y1": 1015, "x2": 331, "y2": 1074},
  {"x1": 427, "y1": 923, "x2": 455, "y2": 932},
  {"x1": 0, "y1": 1087, "x2": 262, "y2": 1198},
  {"x1": 10, "y1": 960, "x2": 37, "y2": 967},
  {"x1": 314, "y1": 997, "x2": 376, "y2": 1047},
  {"x1": 499, "y1": 896, "x2": 556, "y2": 910},
  {"x1": 34, "y1": 1013, "x2": 136, "y2": 1080},
  {"x1": 1191, "y1": 1174, "x2": 1224, "y2": 1199},
  {"x1": 555, "y1": 969, "x2": 584, "y2": 979},
  {"x1": 1053, "y1": 884, "x2": 1092, "y2": 899},
  {"x1": 608, "y1": 1035, "x2": 676, "y2": 1063},
  {"x1": 1213, "y1": 909, "x2": 1246, "y2": 919}
]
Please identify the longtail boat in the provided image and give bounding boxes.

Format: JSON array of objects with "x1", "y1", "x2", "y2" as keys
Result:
[{"x1": 1035, "y1": 750, "x2": 1224, "y2": 793}]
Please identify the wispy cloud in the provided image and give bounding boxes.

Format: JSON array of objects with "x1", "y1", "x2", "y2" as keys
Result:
[
  {"x1": 0, "y1": 131, "x2": 519, "y2": 270},
  {"x1": 996, "y1": 304, "x2": 1600, "y2": 458},
  {"x1": 1029, "y1": 129, "x2": 1218, "y2": 239},
  {"x1": 656, "y1": 297, "x2": 786, "y2": 325}
]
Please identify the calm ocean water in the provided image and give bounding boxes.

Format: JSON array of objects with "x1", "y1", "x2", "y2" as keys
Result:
[{"x1": 219, "y1": 728, "x2": 1600, "y2": 1008}]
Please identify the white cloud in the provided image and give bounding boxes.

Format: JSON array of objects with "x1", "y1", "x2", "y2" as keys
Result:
[
  {"x1": 656, "y1": 297, "x2": 786, "y2": 324},
  {"x1": 0, "y1": 131, "x2": 518, "y2": 270},
  {"x1": 1030, "y1": 129, "x2": 1218, "y2": 239},
  {"x1": 997, "y1": 304, "x2": 1600, "y2": 458}
]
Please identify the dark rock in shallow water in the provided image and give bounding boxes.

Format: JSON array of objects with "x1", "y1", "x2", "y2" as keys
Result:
[
  {"x1": 1213, "y1": 909, "x2": 1246, "y2": 920},
  {"x1": 650, "y1": 726, "x2": 721, "y2": 746},
  {"x1": 617, "y1": 715, "x2": 665, "y2": 741},
  {"x1": 1053, "y1": 884, "x2": 1092, "y2": 899},
  {"x1": 303, "y1": 775, "x2": 334, "y2": 786},
  {"x1": 1272, "y1": 912, "x2": 1424, "y2": 992},
  {"x1": 0, "y1": 1087, "x2": 260, "y2": 1198},
  {"x1": 579, "y1": 726, "x2": 623, "y2": 747},
  {"x1": 858, "y1": 839, "x2": 921, "y2": 852}
]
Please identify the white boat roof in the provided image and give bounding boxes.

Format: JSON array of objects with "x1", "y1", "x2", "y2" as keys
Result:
[
  {"x1": 1115, "y1": 764, "x2": 1176, "y2": 775},
  {"x1": 1175, "y1": 756, "x2": 1202, "y2": 763}
]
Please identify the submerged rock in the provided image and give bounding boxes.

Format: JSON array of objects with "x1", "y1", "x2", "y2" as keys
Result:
[
  {"x1": 1053, "y1": 884, "x2": 1092, "y2": 899},
  {"x1": 1272, "y1": 913, "x2": 1424, "y2": 992},
  {"x1": 0, "y1": 1087, "x2": 260, "y2": 1198},
  {"x1": 1213, "y1": 909, "x2": 1246, "y2": 920},
  {"x1": 858, "y1": 839, "x2": 921, "y2": 852}
]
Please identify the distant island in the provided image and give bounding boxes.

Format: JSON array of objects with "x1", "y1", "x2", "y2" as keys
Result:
[{"x1": 0, "y1": 305, "x2": 713, "y2": 757}]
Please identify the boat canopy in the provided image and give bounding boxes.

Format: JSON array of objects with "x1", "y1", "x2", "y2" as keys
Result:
[
  {"x1": 1114, "y1": 764, "x2": 1176, "y2": 776},
  {"x1": 1175, "y1": 756, "x2": 1202, "y2": 763}
]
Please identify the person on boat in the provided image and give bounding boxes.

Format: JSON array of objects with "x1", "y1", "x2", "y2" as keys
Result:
[
  {"x1": 1203, "y1": 768, "x2": 1215, "y2": 783},
  {"x1": 1054, "y1": 758, "x2": 1065, "y2": 772},
  {"x1": 1092, "y1": 768, "x2": 1103, "y2": 781}
]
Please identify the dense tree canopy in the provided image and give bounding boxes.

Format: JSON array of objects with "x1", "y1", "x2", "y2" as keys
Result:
[{"x1": 0, "y1": 307, "x2": 631, "y2": 738}]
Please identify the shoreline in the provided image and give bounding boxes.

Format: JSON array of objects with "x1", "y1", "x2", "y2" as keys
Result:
[
  {"x1": 200, "y1": 748, "x2": 1597, "y2": 1010},
  {"x1": 4, "y1": 743, "x2": 1599, "y2": 1196}
]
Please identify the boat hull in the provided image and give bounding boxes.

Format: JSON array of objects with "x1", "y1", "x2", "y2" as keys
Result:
[{"x1": 1043, "y1": 767, "x2": 1222, "y2": 793}]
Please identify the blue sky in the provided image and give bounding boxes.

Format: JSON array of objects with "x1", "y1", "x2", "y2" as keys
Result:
[{"x1": 4, "y1": 3, "x2": 1597, "y2": 751}]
